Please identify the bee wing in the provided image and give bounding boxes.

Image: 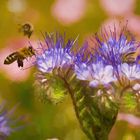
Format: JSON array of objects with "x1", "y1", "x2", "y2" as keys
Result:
[{"x1": 4, "y1": 52, "x2": 19, "y2": 64}]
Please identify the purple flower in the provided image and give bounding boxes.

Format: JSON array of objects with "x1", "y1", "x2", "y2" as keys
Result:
[
  {"x1": 95, "y1": 31, "x2": 139, "y2": 67},
  {"x1": 75, "y1": 63, "x2": 93, "y2": 81},
  {"x1": 35, "y1": 29, "x2": 140, "y2": 90},
  {"x1": 118, "y1": 63, "x2": 140, "y2": 81},
  {"x1": 75, "y1": 42, "x2": 92, "y2": 64},
  {"x1": 89, "y1": 63, "x2": 116, "y2": 87},
  {"x1": 75, "y1": 60, "x2": 116, "y2": 87},
  {"x1": 0, "y1": 103, "x2": 20, "y2": 137},
  {"x1": 74, "y1": 24, "x2": 140, "y2": 89},
  {"x1": 36, "y1": 33, "x2": 75, "y2": 73}
]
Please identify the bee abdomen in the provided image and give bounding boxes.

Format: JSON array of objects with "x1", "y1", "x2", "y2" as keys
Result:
[{"x1": 4, "y1": 52, "x2": 18, "y2": 64}]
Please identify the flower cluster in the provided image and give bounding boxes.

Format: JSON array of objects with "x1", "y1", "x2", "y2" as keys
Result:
[
  {"x1": 34, "y1": 27, "x2": 140, "y2": 140},
  {"x1": 36, "y1": 33, "x2": 75, "y2": 73},
  {"x1": 75, "y1": 30, "x2": 140, "y2": 92},
  {"x1": 35, "y1": 29, "x2": 140, "y2": 98}
]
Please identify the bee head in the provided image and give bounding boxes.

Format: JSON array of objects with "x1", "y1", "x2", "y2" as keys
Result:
[{"x1": 22, "y1": 23, "x2": 32, "y2": 31}]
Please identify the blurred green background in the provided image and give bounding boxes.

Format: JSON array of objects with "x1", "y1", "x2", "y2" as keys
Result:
[{"x1": 0, "y1": 0, "x2": 140, "y2": 140}]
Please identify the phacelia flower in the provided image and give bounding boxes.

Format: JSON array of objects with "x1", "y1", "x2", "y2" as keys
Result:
[
  {"x1": 75, "y1": 60, "x2": 116, "y2": 87},
  {"x1": 75, "y1": 62, "x2": 93, "y2": 81},
  {"x1": 118, "y1": 63, "x2": 140, "y2": 80},
  {"x1": 74, "y1": 42, "x2": 92, "y2": 63},
  {"x1": 75, "y1": 25, "x2": 140, "y2": 89},
  {"x1": 89, "y1": 25, "x2": 140, "y2": 88},
  {"x1": 89, "y1": 62, "x2": 116, "y2": 87},
  {"x1": 95, "y1": 30, "x2": 140, "y2": 67},
  {"x1": 36, "y1": 33, "x2": 75, "y2": 73},
  {"x1": 0, "y1": 103, "x2": 20, "y2": 137}
]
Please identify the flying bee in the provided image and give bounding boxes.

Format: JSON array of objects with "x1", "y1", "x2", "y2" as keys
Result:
[
  {"x1": 19, "y1": 23, "x2": 34, "y2": 38},
  {"x1": 4, "y1": 46, "x2": 35, "y2": 67}
]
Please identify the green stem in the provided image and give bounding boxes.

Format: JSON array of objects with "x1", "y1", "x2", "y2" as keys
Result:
[
  {"x1": 60, "y1": 76, "x2": 95, "y2": 140},
  {"x1": 58, "y1": 72, "x2": 118, "y2": 140}
]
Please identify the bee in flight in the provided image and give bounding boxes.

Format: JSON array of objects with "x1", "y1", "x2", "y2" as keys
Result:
[
  {"x1": 19, "y1": 22, "x2": 34, "y2": 38},
  {"x1": 4, "y1": 46, "x2": 35, "y2": 67}
]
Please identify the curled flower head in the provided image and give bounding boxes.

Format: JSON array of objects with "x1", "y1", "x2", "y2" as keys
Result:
[
  {"x1": 87, "y1": 25, "x2": 140, "y2": 88},
  {"x1": 95, "y1": 26, "x2": 140, "y2": 67},
  {"x1": 35, "y1": 33, "x2": 77, "y2": 104},
  {"x1": 36, "y1": 33, "x2": 75, "y2": 73},
  {"x1": 74, "y1": 24, "x2": 140, "y2": 90}
]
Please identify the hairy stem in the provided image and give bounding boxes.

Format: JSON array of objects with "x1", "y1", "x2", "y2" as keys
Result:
[
  {"x1": 57, "y1": 70, "x2": 118, "y2": 140},
  {"x1": 60, "y1": 75, "x2": 94, "y2": 139}
]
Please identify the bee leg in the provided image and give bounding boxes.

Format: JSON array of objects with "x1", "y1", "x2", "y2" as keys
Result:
[
  {"x1": 28, "y1": 31, "x2": 33, "y2": 38},
  {"x1": 17, "y1": 59, "x2": 23, "y2": 67}
]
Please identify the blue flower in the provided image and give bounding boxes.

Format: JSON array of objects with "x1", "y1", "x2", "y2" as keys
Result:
[
  {"x1": 36, "y1": 33, "x2": 75, "y2": 73},
  {"x1": 75, "y1": 42, "x2": 93, "y2": 64},
  {"x1": 118, "y1": 63, "x2": 140, "y2": 81},
  {"x1": 89, "y1": 62, "x2": 116, "y2": 87},
  {"x1": 75, "y1": 62, "x2": 93, "y2": 81},
  {"x1": 95, "y1": 33, "x2": 139, "y2": 66},
  {"x1": 74, "y1": 25, "x2": 140, "y2": 88},
  {"x1": 75, "y1": 60, "x2": 116, "y2": 87},
  {"x1": 0, "y1": 103, "x2": 20, "y2": 137}
]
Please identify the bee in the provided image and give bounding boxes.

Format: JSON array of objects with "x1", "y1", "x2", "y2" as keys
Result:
[
  {"x1": 19, "y1": 23, "x2": 34, "y2": 38},
  {"x1": 122, "y1": 49, "x2": 140, "y2": 64},
  {"x1": 4, "y1": 46, "x2": 35, "y2": 67},
  {"x1": 122, "y1": 51, "x2": 136, "y2": 64}
]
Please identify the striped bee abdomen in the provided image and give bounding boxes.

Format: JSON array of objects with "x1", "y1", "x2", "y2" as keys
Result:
[{"x1": 4, "y1": 52, "x2": 19, "y2": 64}]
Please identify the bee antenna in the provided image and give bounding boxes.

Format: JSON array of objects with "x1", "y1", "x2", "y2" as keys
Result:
[{"x1": 28, "y1": 41, "x2": 33, "y2": 47}]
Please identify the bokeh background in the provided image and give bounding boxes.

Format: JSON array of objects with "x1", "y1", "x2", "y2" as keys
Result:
[{"x1": 0, "y1": 0, "x2": 140, "y2": 139}]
